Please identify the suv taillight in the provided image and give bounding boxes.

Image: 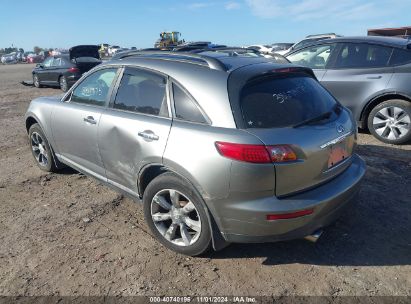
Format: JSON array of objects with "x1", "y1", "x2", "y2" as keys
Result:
[
  {"x1": 68, "y1": 67, "x2": 79, "y2": 73},
  {"x1": 215, "y1": 142, "x2": 297, "y2": 163}
]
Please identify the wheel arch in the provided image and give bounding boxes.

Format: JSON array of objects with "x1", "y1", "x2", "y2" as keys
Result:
[
  {"x1": 138, "y1": 163, "x2": 229, "y2": 251},
  {"x1": 25, "y1": 115, "x2": 39, "y2": 133},
  {"x1": 25, "y1": 114, "x2": 65, "y2": 169},
  {"x1": 360, "y1": 92, "x2": 411, "y2": 129}
]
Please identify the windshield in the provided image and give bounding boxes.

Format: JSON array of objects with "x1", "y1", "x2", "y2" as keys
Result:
[{"x1": 240, "y1": 76, "x2": 337, "y2": 128}]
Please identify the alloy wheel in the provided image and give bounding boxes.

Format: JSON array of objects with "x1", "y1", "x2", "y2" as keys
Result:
[
  {"x1": 60, "y1": 77, "x2": 67, "y2": 91},
  {"x1": 150, "y1": 189, "x2": 201, "y2": 247},
  {"x1": 31, "y1": 132, "x2": 49, "y2": 167},
  {"x1": 33, "y1": 74, "x2": 39, "y2": 87},
  {"x1": 372, "y1": 106, "x2": 410, "y2": 140}
]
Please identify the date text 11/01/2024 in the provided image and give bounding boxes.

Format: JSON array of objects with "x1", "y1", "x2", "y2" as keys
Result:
[{"x1": 149, "y1": 296, "x2": 257, "y2": 303}]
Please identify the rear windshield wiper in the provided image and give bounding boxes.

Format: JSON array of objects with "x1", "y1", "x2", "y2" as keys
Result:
[
  {"x1": 293, "y1": 103, "x2": 341, "y2": 128},
  {"x1": 293, "y1": 111, "x2": 332, "y2": 128}
]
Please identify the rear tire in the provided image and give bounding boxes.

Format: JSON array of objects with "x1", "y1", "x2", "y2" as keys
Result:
[
  {"x1": 28, "y1": 123, "x2": 58, "y2": 172},
  {"x1": 59, "y1": 76, "x2": 68, "y2": 92},
  {"x1": 143, "y1": 173, "x2": 212, "y2": 256},
  {"x1": 368, "y1": 99, "x2": 411, "y2": 144},
  {"x1": 33, "y1": 73, "x2": 41, "y2": 88}
]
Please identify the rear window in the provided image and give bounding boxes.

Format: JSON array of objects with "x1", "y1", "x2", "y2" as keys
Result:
[{"x1": 240, "y1": 76, "x2": 337, "y2": 128}]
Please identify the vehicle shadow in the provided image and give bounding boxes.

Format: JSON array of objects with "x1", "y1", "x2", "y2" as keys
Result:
[
  {"x1": 210, "y1": 144, "x2": 411, "y2": 267},
  {"x1": 58, "y1": 167, "x2": 79, "y2": 175}
]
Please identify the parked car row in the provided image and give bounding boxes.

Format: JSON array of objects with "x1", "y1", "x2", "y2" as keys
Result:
[
  {"x1": 1, "y1": 52, "x2": 18, "y2": 64},
  {"x1": 99, "y1": 44, "x2": 137, "y2": 57}
]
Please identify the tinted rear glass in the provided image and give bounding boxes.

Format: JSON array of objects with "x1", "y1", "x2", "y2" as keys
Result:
[
  {"x1": 240, "y1": 76, "x2": 337, "y2": 128},
  {"x1": 389, "y1": 48, "x2": 411, "y2": 66}
]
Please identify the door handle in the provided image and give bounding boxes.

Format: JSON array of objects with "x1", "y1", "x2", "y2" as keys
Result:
[
  {"x1": 83, "y1": 116, "x2": 97, "y2": 124},
  {"x1": 367, "y1": 76, "x2": 382, "y2": 79},
  {"x1": 138, "y1": 130, "x2": 159, "y2": 141}
]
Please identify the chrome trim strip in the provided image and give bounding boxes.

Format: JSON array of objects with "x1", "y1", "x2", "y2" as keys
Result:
[{"x1": 320, "y1": 131, "x2": 354, "y2": 149}]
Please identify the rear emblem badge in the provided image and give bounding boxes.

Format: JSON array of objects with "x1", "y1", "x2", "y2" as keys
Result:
[{"x1": 337, "y1": 125, "x2": 345, "y2": 133}]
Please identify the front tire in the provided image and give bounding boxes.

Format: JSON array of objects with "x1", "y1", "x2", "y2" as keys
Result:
[
  {"x1": 28, "y1": 123, "x2": 58, "y2": 172},
  {"x1": 143, "y1": 173, "x2": 212, "y2": 256},
  {"x1": 33, "y1": 73, "x2": 41, "y2": 88},
  {"x1": 368, "y1": 99, "x2": 411, "y2": 144},
  {"x1": 59, "y1": 75, "x2": 68, "y2": 92}
]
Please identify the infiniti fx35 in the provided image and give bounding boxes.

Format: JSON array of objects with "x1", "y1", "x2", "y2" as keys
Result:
[{"x1": 25, "y1": 51, "x2": 366, "y2": 256}]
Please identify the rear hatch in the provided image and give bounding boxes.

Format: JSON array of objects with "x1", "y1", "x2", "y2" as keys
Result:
[
  {"x1": 228, "y1": 64, "x2": 356, "y2": 196},
  {"x1": 69, "y1": 45, "x2": 101, "y2": 73}
]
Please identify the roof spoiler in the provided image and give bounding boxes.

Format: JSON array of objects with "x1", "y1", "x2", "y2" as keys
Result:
[{"x1": 248, "y1": 67, "x2": 317, "y2": 83}]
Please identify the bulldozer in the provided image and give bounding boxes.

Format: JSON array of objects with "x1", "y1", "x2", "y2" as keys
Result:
[{"x1": 154, "y1": 31, "x2": 184, "y2": 49}]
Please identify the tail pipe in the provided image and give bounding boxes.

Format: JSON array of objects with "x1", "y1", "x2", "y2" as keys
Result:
[{"x1": 304, "y1": 229, "x2": 323, "y2": 243}]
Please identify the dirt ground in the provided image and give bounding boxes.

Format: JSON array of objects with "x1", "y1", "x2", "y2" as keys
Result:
[{"x1": 0, "y1": 63, "x2": 410, "y2": 297}]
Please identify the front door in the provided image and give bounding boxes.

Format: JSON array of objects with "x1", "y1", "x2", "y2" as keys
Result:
[{"x1": 51, "y1": 67, "x2": 119, "y2": 179}]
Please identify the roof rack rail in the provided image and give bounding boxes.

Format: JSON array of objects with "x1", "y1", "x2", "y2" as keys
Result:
[
  {"x1": 112, "y1": 50, "x2": 227, "y2": 71},
  {"x1": 197, "y1": 47, "x2": 260, "y2": 54}
]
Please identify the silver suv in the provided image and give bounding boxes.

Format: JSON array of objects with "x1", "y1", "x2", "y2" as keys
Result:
[
  {"x1": 25, "y1": 51, "x2": 366, "y2": 256},
  {"x1": 287, "y1": 36, "x2": 411, "y2": 144}
]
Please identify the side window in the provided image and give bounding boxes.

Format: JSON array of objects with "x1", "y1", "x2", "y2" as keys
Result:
[
  {"x1": 53, "y1": 58, "x2": 62, "y2": 67},
  {"x1": 287, "y1": 44, "x2": 335, "y2": 69},
  {"x1": 113, "y1": 68, "x2": 168, "y2": 117},
  {"x1": 389, "y1": 48, "x2": 411, "y2": 66},
  {"x1": 172, "y1": 83, "x2": 208, "y2": 124},
  {"x1": 70, "y1": 68, "x2": 117, "y2": 106},
  {"x1": 334, "y1": 43, "x2": 392, "y2": 68},
  {"x1": 42, "y1": 57, "x2": 53, "y2": 67}
]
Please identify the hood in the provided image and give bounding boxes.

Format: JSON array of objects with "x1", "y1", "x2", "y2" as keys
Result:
[{"x1": 69, "y1": 45, "x2": 100, "y2": 61}]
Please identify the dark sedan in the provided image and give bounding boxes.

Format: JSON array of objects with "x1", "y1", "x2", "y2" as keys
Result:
[{"x1": 32, "y1": 45, "x2": 101, "y2": 92}]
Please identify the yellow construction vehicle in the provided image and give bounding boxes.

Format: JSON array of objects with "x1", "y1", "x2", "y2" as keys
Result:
[{"x1": 154, "y1": 31, "x2": 184, "y2": 49}]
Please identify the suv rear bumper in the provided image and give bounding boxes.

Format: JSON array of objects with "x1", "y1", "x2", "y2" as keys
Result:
[{"x1": 211, "y1": 154, "x2": 366, "y2": 243}]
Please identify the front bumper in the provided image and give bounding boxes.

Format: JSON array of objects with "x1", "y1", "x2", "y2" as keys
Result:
[{"x1": 210, "y1": 154, "x2": 366, "y2": 243}]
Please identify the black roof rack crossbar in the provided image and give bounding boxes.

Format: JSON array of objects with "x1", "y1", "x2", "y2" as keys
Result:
[
  {"x1": 114, "y1": 50, "x2": 227, "y2": 71},
  {"x1": 196, "y1": 47, "x2": 260, "y2": 54}
]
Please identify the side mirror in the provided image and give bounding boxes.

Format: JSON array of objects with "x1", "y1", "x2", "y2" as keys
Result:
[{"x1": 36, "y1": 63, "x2": 44, "y2": 68}]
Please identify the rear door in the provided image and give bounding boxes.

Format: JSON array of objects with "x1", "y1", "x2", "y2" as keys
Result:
[
  {"x1": 98, "y1": 67, "x2": 172, "y2": 195},
  {"x1": 287, "y1": 43, "x2": 337, "y2": 81},
  {"x1": 51, "y1": 67, "x2": 119, "y2": 179},
  {"x1": 320, "y1": 42, "x2": 394, "y2": 121},
  {"x1": 235, "y1": 73, "x2": 356, "y2": 197}
]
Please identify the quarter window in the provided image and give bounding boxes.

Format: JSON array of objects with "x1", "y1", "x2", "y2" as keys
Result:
[
  {"x1": 172, "y1": 83, "x2": 208, "y2": 124},
  {"x1": 287, "y1": 44, "x2": 335, "y2": 69},
  {"x1": 389, "y1": 48, "x2": 411, "y2": 66},
  {"x1": 113, "y1": 68, "x2": 168, "y2": 117},
  {"x1": 334, "y1": 43, "x2": 392, "y2": 68},
  {"x1": 70, "y1": 68, "x2": 117, "y2": 106}
]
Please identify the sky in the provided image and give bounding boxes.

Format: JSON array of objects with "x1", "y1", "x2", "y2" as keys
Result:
[{"x1": 0, "y1": 0, "x2": 410, "y2": 51}]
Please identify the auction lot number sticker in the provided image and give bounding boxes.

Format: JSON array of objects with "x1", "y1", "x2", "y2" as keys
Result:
[{"x1": 150, "y1": 296, "x2": 257, "y2": 303}]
